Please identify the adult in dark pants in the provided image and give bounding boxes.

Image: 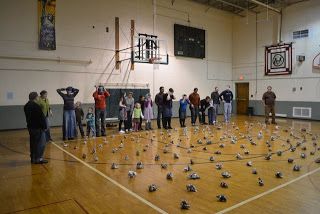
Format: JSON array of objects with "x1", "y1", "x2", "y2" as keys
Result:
[
  {"x1": 155, "y1": 86, "x2": 165, "y2": 129},
  {"x1": 138, "y1": 95, "x2": 145, "y2": 130},
  {"x1": 75, "y1": 101, "x2": 85, "y2": 137},
  {"x1": 219, "y1": 85, "x2": 233, "y2": 123},
  {"x1": 38, "y1": 90, "x2": 52, "y2": 142},
  {"x1": 163, "y1": 88, "x2": 175, "y2": 129},
  {"x1": 199, "y1": 96, "x2": 210, "y2": 125},
  {"x1": 189, "y1": 88, "x2": 200, "y2": 126},
  {"x1": 24, "y1": 92, "x2": 48, "y2": 164},
  {"x1": 93, "y1": 85, "x2": 110, "y2": 137},
  {"x1": 262, "y1": 86, "x2": 277, "y2": 124},
  {"x1": 57, "y1": 87, "x2": 79, "y2": 140},
  {"x1": 179, "y1": 94, "x2": 190, "y2": 127},
  {"x1": 125, "y1": 92, "x2": 134, "y2": 132},
  {"x1": 210, "y1": 86, "x2": 220, "y2": 123}
]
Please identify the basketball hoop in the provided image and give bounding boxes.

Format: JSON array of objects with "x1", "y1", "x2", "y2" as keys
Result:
[
  {"x1": 133, "y1": 34, "x2": 169, "y2": 65},
  {"x1": 312, "y1": 52, "x2": 320, "y2": 69},
  {"x1": 148, "y1": 57, "x2": 162, "y2": 64}
]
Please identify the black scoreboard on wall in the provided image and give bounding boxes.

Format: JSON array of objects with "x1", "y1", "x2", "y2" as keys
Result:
[{"x1": 174, "y1": 24, "x2": 205, "y2": 59}]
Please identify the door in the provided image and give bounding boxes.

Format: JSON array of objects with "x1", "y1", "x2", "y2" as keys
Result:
[{"x1": 236, "y1": 83, "x2": 249, "y2": 114}]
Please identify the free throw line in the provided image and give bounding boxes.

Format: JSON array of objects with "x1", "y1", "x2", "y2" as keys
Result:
[
  {"x1": 216, "y1": 166, "x2": 320, "y2": 214},
  {"x1": 52, "y1": 141, "x2": 168, "y2": 214}
]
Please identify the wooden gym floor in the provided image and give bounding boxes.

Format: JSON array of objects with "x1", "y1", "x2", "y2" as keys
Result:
[{"x1": 1, "y1": 115, "x2": 320, "y2": 214}]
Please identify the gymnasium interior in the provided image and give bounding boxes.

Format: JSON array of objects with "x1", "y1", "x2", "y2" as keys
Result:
[{"x1": 0, "y1": 0, "x2": 320, "y2": 213}]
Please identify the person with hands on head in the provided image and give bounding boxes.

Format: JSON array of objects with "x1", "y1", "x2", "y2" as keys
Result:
[{"x1": 57, "y1": 86, "x2": 79, "y2": 140}]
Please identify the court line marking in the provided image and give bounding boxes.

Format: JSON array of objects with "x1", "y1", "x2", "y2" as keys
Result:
[
  {"x1": 216, "y1": 166, "x2": 320, "y2": 214},
  {"x1": 51, "y1": 142, "x2": 168, "y2": 214}
]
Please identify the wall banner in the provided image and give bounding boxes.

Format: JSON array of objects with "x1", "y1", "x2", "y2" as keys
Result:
[
  {"x1": 38, "y1": 0, "x2": 56, "y2": 50},
  {"x1": 265, "y1": 43, "x2": 292, "y2": 76}
]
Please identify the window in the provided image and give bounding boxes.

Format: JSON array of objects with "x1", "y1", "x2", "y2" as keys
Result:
[{"x1": 293, "y1": 29, "x2": 309, "y2": 39}]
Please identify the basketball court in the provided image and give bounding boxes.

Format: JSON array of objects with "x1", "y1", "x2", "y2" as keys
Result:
[{"x1": 1, "y1": 116, "x2": 320, "y2": 213}]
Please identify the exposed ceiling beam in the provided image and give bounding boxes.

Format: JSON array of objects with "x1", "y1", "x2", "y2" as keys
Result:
[
  {"x1": 214, "y1": 0, "x2": 256, "y2": 13},
  {"x1": 248, "y1": 0, "x2": 281, "y2": 13}
]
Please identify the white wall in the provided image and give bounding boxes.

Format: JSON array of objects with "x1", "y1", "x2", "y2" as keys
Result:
[
  {"x1": 232, "y1": 0, "x2": 320, "y2": 102},
  {"x1": 0, "y1": 0, "x2": 233, "y2": 106}
]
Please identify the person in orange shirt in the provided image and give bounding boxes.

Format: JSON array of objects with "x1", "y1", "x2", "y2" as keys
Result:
[
  {"x1": 188, "y1": 88, "x2": 200, "y2": 126},
  {"x1": 93, "y1": 85, "x2": 110, "y2": 137}
]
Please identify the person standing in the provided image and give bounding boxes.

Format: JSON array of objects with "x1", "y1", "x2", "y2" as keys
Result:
[
  {"x1": 144, "y1": 93, "x2": 154, "y2": 130},
  {"x1": 138, "y1": 95, "x2": 145, "y2": 130},
  {"x1": 125, "y1": 92, "x2": 134, "y2": 132},
  {"x1": 75, "y1": 101, "x2": 85, "y2": 138},
  {"x1": 86, "y1": 107, "x2": 96, "y2": 137},
  {"x1": 208, "y1": 98, "x2": 214, "y2": 125},
  {"x1": 155, "y1": 86, "x2": 165, "y2": 129},
  {"x1": 219, "y1": 85, "x2": 233, "y2": 123},
  {"x1": 179, "y1": 94, "x2": 190, "y2": 127},
  {"x1": 189, "y1": 88, "x2": 200, "y2": 126},
  {"x1": 118, "y1": 95, "x2": 127, "y2": 134},
  {"x1": 210, "y1": 86, "x2": 220, "y2": 124},
  {"x1": 57, "y1": 86, "x2": 79, "y2": 140},
  {"x1": 163, "y1": 88, "x2": 175, "y2": 129},
  {"x1": 24, "y1": 92, "x2": 48, "y2": 164},
  {"x1": 93, "y1": 85, "x2": 110, "y2": 137},
  {"x1": 199, "y1": 96, "x2": 210, "y2": 125},
  {"x1": 262, "y1": 86, "x2": 277, "y2": 124},
  {"x1": 38, "y1": 90, "x2": 52, "y2": 142},
  {"x1": 132, "y1": 103, "x2": 144, "y2": 132}
]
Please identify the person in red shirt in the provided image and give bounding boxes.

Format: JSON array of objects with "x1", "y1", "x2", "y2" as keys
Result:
[
  {"x1": 93, "y1": 85, "x2": 110, "y2": 136},
  {"x1": 188, "y1": 88, "x2": 200, "y2": 126}
]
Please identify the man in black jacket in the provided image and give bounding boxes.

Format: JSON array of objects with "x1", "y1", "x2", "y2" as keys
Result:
[
  {"x1": 210, "y1": 86, "x2": 220, "y2": 123},
  {"x1": 199, "y1": 96, "x2": 210, "y2": 124},
  {"x1": 155, "y1": 86, "x2": 165, "y2": 129},
  {"x1": 24, "y1": 92, "x2": 48, "y2": 164},
  {"x1": 219, "y1": 85, "x2": 233, "y2": 123}
]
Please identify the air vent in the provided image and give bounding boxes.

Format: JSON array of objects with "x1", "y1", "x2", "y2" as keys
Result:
[
  {"x1": 292, "y1": 107, "x2": 312, "y2": 118},
  {"x1": 293, "y1": 29, "x2": 309, "y2": 39}
]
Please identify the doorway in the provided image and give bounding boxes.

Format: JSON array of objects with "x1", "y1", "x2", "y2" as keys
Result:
[{"x1": 236, "y1": 83, "x2": 249, "y2": 114}]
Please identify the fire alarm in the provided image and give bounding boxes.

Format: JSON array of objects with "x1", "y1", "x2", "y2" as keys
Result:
[{"x1": 297, "y1": 55, "x2": 305, "y2": 62}]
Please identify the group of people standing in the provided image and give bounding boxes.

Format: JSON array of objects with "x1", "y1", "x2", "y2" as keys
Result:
[
  {"x1": 24, "y1": 83, "x2": 276, "y2": 164},
  {"x1": 154, "y1": 86, "x2": 234, "y2": 129},
  {"x1": 118, "y1": 92, "x2": 154, "y2": 133}
]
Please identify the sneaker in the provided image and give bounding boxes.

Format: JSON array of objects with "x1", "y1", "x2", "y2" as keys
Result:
[
  {"x1": 34, "y1": 159, "x2": 48, "y2": 164},
  {"x1": 119, "y1": 130, "x2": 125, "y2": 134}
]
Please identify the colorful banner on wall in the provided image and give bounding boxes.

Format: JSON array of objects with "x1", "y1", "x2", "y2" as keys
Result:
[
  {"x1": 265, "y1": 43, "x2": 292, "y2": 76},
  {"x1": 38, "y1": 0, "x2": 56, "y2": 50}
]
